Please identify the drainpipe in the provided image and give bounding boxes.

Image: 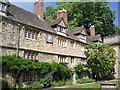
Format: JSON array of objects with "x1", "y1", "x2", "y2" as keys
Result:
[
  {"x1": 73, "y1": 70, "x2": 77, "y2": 84},
  {"x1": 16, "y1": 23, "x2": 20, "y2": 58}
]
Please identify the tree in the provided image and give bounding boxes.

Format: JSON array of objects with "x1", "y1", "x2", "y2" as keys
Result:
[
  {"x1": 85, "y1": 44, "x2": 116, "y2": 80},
  {"x1": 44, "y1": 2, "x2": 120, "y2": 37}
]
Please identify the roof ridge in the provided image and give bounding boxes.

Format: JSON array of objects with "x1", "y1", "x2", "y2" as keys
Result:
[{"x1": 10, "y1": 3, "x2": 38, "y2": 18}]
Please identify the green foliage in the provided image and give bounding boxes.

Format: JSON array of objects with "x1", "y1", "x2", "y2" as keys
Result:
[
  {"x1": 44, "y1": 5, "x2": 57, "y2": 20},
  {"x1": 2, "y1": 55, "x2": 71, "y2": 87},
  {"x1": 75, "y1": 63, "x2": 85, "y2": 73},
  {"x1": 44, "y1": 2, "x2": 120, "y2": 37},
  {"x1": 85, "y1": 44, "x2": 116, "y2": 80},
  {"x1": 25, "y1": 78, "x2": 51, "y2": 88},
  {"x1": 77, "y1": 78, "x2": 95, "y2": 84},
  {"x1": 51, "y1": 80, "x2": 73, "y2": 87},
  {"x1": 75, "y1": 63, "x2": 92, "y2": 77},
  {"x1": 2, "y1": 55, "x2": 71, "y2": 75}
]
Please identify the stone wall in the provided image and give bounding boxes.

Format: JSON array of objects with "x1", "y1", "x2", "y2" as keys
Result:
[
  {"x1": 104, "y1": 34, "x2": 120, "y2": 78},
  {"x1": 1, "y1": 19, "x2": 18, "y2": 48},
  {"x1": 1, "y1": 18, "x2": 87, "y2": 69},
  {"x1": 19, "y1": 25, "x2": 86, "y2": 58},
  {"x1": 113, "y1": 45, "x2": 120, "y2": 78},
  {"x1": 104, "y1": 34, "x2": 120, "y2": 44},
  {"x1": 37, "y1": 53, "x2": 57, "y2": 63}
]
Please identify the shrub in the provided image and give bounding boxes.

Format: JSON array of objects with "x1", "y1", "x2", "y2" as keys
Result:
[
  {"x1": 24, "y1": 78, "x2": 51, "y2": 88},
  {"x1": 2, "y1": 55, "x2": 71, "y2": 87},
  {"x1": 51, "y1": 80, "x2": 73, "y2": 87},
  {"x1": 77, "y1": 79, "x2": 95, "y2": 84}
]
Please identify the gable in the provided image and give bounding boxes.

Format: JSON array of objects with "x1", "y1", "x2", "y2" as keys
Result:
[
  {"x1": 58, "y1": 19, "x2": 66, "y2": 27},
  {"x1": 81, "y1": 29, "x2": 86, "y2": 35}
]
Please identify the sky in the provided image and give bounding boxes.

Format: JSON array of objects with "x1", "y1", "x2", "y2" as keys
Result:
[{"x1": 11, "y1": 1, "x2": 119, "y2": 27}]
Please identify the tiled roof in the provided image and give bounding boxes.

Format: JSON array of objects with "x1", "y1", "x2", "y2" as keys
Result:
[
  {"x1": 72, "y1": 26, "x2": 86, "y2": 35},
  {"x1": 91, "y1": 34, "x2": 102, "y2": 42},
  {"x1": 51, "y1": 18, "x2": 63, "y2": 26},
  {"x1": 5, "y1": 3, "x2": 89, "y2": 44}
]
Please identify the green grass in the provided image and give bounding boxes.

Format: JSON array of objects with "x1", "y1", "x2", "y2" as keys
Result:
[
  {"x1": 70, "y1": 83, "x2": 100, "y2": 88},
  {"x1": 70, "y1": 81, "x2": 120, "y2": 88}
]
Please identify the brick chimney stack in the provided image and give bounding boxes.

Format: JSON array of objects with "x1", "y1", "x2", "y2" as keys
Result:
[
  {"x1": 90, "y1": 25, "x2": 95, "y2": 36},
  {"x1": 34, "y1": 0, "x2": 44, "y2": 20},
  {"x1": 57, "y1": 8, "x2": 68, "y2": 25}
]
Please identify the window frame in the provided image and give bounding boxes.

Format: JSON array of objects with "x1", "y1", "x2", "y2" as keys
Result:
[
  {"x1": 70, "y1": 57, "x2": 75, "y2": 64},
  {"x1": 46, "y1": 34, "x2": 53, "y2": 44},
  {"x1": 0, "y1": 3, "x2": 7, "y2": 12},
  {"x1": 80, "y1": 34, "x2": 86, "y2": 40},
  {"x1": 24, "y1": 51, "x2": 37, "y2": 60},
  {"x1": 70, "y1": 41, "x2": 75, "y2": 48},
  {"x1": 57, "y1": 25, "x2": 66, "y2": 33},
  {"x1": 58, "y1": 55, "x2": 66, "y2": 63}
]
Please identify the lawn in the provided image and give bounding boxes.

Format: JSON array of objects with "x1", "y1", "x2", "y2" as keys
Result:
[{"x1": 70, "y1": 81, "x2": 120, "y2": 88}]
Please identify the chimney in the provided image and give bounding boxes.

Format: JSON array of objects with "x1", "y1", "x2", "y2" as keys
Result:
[
  {"x1": 90, "y1": 25, "x2": 95, "y2": 36},
  {"x1": 34, "y1": 0, "x2": 44, "y2": 20},
  {"x1": 57, "y1": 8, "x2": 68, "y2": 25}
]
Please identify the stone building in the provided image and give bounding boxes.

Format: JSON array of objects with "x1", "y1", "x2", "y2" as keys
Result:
[
  {"x1": 0, "y1": 0, "x2": 91, "y2": 69},
  {"x1": 104, "y1": 34, "x2": 120, "y2": 78},
  {"x1": 0, "y1": 0, "x2": 119, "y2": 85},
  {"x1": 0, "y1": 0, "x2": 96, "y2": 84}
]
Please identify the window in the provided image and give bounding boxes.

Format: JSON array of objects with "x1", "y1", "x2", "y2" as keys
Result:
[
  {"x1": 23, "y1": 71, "x2": 38, "y2": 84},
  {"x1": 24, "y1": 29, "x2": 38, "y2": 40},
  {"x1": 35, "y1": 32, "x2": 38, "y2": 40},
  {"x1": 0, "y1": 3, "x2": 7, "y2": 12},
  {"x1": 24, "y1": 51, "x2": 37, "y2": 60},
  {"x1": 24, "y1": 30, "x2": 28, "y2": 37},
  {"x1": 57, "y1": 26, "x2": 66, "y2": 33},
  {"x1": 70, "y1": 41, "x2": 75, "y2": 48},
  {"x1": 46, "y1": 34, "x2": 53, "y2": 43},
  {"x1": 58, "y1": 56, "x2": 66, "y2": 63},
  {"x1": 70, "y1": 57, "x2": 75, "y2": 64},
  {"x1": 32, "y1": 31, "x2": 35, "y2": 39},
  {"x1": 58, "y1": 39, "x2": 67, "y2": 47},
  {"x1": 0, "y1": 3, "x2": 2, "y2": 10},
  {"x1": 80, "y1": 34, "x2": 86, "y2": 40},
  {"x1": 57, "y1": 26, "x2": 60, "y2": 32},
  {"x1": 28, "y1": 31, "x2": 31, "y2": 38}
]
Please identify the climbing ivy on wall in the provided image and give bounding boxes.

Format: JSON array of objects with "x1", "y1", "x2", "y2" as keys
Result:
[{"x1": 1, "y1": 55, "x2": 71, "y2": 86}]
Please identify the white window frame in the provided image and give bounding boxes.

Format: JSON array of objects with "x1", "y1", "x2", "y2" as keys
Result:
[
  {"x1": 0, "y1": 3, "x2": 7, "y2": 12},
  {"x1": 57, "y1": 25, "x2": 66, "y2": 33},
  {"x1": 58, "y1": 56, "x2": 66, "y2": 63},
  {"x1": 80, "y1": 34, "x2": 86, "y2": 40},
  {"x1": 28, "y1": 30, "x2": 31, "y2": 38},
  {"x1": 46, "y1": 34, "x2": 53, "y2": 44},
  {"x1": 35, "y1": 32, "x2": 38, "y2": 40},
  {"x1": 23, "y1": 71, "x2": 38, "y2": 84},
  {"x1": 0, "y1": 3, "x2": 2, "y2": 11},
  {"x1": 24, "y1": 30, "x2": 28, "y2": 37},
  {"x1": 70, "y1": 41, "x2": 75, "y2": 48},
  {"x1": 24, "y1": 51, "x2": 37, "y2": 60},
  {"x1": 32, "y1": 31, "x2": 35, "y2": 39}
]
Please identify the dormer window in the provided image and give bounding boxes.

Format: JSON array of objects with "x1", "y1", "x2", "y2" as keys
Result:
[
  {"x1": 57, "y1": 25, "x2": 67, "y2": 33},
  {"x1": 0, "y1": 3, "x2": 8, "y2": 12},
  {"x1": 79, "y1": 34, "x2": 86, "y2": 43},
  {"x1": 80, "y1": 34, "x2": 86, "y2": 40}
]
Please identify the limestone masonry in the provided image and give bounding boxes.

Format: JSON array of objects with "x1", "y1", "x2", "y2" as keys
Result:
[{"x1": 0, "y1": 0, "x2": 119, "y2": 83}]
